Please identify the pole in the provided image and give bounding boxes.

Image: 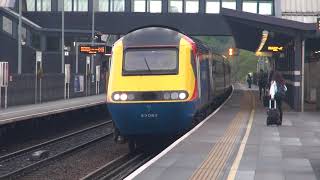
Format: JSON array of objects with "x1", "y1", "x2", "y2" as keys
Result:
[
  {"x1": 5, "y1": 87, "x2": 7, "y2": 108},
  {"x1": 62, "y1": 0, "x2": 65, "y2": 74},
  {"x1": 18, "y1": 0, "x2": 22, "y2": 74},
  {"x1": 91, "y1": 0, "x2": 95, "y2": 96},
  {"x1": 62, "y1": 0, "x2": 65, "y2": 99},
  {"x1": 301, "y1": 40, "x2": 305, "y2": 112},
  {"x1": 76, "y1": 42, "x2": 78, "y2": 74},
  {"x1": 35, "y1": 61, "x2": 37, "y2": 104},
  {"x1": 40, "y1": 78, "x2": 42, "y2": 103}
]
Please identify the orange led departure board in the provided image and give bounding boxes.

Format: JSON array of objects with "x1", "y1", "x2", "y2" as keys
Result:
[{"x1": 79, "y1": 46, "x2": 105, "y2": 54}]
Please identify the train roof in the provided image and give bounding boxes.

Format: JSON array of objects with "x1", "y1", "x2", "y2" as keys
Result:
[
  {"x1": 122, "y1": 27, "x2": 184, "y2": 48},
  {"x1": 122, "y1": 27, "x2": 225, "y2": 60}
]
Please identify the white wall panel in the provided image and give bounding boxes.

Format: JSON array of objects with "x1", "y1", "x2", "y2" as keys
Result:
[
  {"x1": 281, "y1": 0, "x2": 320, "y2": 12},
  {"x1": 282, "y1": 15, "x2": 317, "y2": 23},
  {"x1": 280, "y1": 0, "x2": 319, "y2": 23}
]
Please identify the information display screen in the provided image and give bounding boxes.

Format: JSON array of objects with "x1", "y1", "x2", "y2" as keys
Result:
[{"x1": 79, "y1": 46, "x2": 105, "y2": 54}]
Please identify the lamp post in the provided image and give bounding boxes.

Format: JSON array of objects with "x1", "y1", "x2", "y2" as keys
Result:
[
  {"x1": 62, "y1": 0, "x2": 65, "y2": 74},
  {"x1": 90, "y1": 0, "x2": 96, "y2": 95},
  {"x1": 18, "y1": 0, "x2": 22, "y2": 74}
]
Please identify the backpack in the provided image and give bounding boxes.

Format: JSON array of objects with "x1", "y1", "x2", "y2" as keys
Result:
[{"x1": 275, "y1": 83, "x2": 286, "y2": 99}]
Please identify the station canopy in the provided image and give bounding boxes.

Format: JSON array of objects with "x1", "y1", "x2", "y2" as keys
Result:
[{"x1": 220, "y1": 8, "x2": 316, "y2": 54}]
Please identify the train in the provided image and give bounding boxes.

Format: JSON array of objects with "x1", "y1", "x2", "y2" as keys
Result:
[{"x1": 106, "y1": 27, "x2": 231, "y2": 149}]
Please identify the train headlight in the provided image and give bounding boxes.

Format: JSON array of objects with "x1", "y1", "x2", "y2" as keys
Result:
[
  {"x1": 113, "y1": 93, "x2": 120, "y2": 101},
  {"x1": 179, "y1": 92, "x2": 187, "y2": 100},
  {"x1": 120, "y1": 93, "x2": 128, "y2": 101},
  {"x1": 170, "y1": 92, "x2": 179, "y2": 100},
  {"x1": 163, "y1": 92, "x2": 171, "y2": 100}
]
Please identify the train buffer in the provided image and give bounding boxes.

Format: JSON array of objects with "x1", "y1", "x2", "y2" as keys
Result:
[
  {"x1": 126, "y1": 83, "x2": 320, "y2": 180},
  {"x1": 0, "y1": 94, "x2": 105, "y2": 126}
]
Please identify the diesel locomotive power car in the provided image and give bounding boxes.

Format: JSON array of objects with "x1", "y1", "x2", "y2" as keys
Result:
[{"x1": 106, "y1": 27, "x2": 231, "y2": 143}]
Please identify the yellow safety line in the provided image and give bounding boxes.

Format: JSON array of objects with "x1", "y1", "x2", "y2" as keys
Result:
[
  {"x1": 191, "y1": 91, "x2": 253, "y2": 180},
  {"x1": 227, "y1": 91, "x2": 256, "y2": 180}
]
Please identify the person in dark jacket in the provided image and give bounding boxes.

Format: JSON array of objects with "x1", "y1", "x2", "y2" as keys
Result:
[
  {"x1": 247, "y1": 73, "x2": 252, "y2": 88},
  {"x1": 258, "y1": 69, "x2": 267, "y2": 100},
  {"x1": 269, "y1": 71, "x2": 287, "y2": 123}
]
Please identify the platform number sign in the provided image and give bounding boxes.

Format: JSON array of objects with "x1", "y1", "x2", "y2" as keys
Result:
[
  {"x1": 0, "y1": 62, "x2": 9, "y2": 87},
  {"x1": 317, "y1": 18, "x2": 320, "y2": 32}
]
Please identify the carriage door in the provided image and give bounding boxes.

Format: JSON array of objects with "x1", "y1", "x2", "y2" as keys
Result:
[{"x1": 209, "y1": 60, "x2": 215, "y2": 100}]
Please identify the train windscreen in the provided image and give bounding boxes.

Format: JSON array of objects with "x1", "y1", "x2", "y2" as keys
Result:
[{"x1": 123, "y1": 48, "x2": 178, "y2": 75}]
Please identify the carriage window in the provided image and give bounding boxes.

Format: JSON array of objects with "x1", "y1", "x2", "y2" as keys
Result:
[{"x1": 123, "y1": 48, "x2": 178, "y2": 75}]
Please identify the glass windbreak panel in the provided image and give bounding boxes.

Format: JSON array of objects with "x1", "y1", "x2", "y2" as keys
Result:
[
  {"x1": 2, "y1": 16, "x2": 12, "y2": 35},
  {"x1": 110, "y1": 0, "x2": 125, "y2": 12},
  {"x1": 185, "y1": 0, "x2": 199, "y2": 13},
  {"x1": 42, "y1": 0, "x2": 51, "y2": 11},
  {"x1": 133, "y1": 0, "x2": 146, "y2": 12},
  {"x1": 37, "y1": 0, "x2": 51, "y2": 11},
  {"x1": 222, "y1": 0, "x2": 236, "y2": 10},
  {"x1": 59, "y1": 0, "x2": 73, "y2": 11},
  {"x1": 259, "y1": 1, "x2": 273, "y2": 15},
  {"x1": 147, "y1": 0, "x2": 162, "y2": 13},
  {"x1": 206, "y1": 0, "x2": 220, "y2": 13},
  {"x1": 96, "y1": 0, "x2": 109, "y2": 12},
  {"x1": 124, "y1": 48, "x2": 178, "y2": 75},
  {"x1": 26, "y1": 0, "x2": 35, "y2": 11},
  {"x1": 74, "y1": 0, "x2": 88, "y2": 11},
  {"x1": 168, "y1": 0, "x2": 182, "y2": 13},
  {"x1": 243, "y1": 0, "x2": 257, "y2": 13}
]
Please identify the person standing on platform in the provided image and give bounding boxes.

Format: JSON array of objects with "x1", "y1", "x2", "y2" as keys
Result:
[
  {"x1": 258, "y1": 69, "x2": 267, "y2": 100},
  {"x1": 269, "y1": 71, "x2": 287, "y2": 124},
  {"x1": 246, "y1": 73, "x2": 252, "y2": 88}
]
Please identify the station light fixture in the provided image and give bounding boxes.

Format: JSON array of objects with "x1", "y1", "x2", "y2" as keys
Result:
[
  {"x1": 228, "y1": 48, "x2": 233, "y2": 56},
  {"x1": 228, "y1": 48, "x2": 239, "y2": 56},
  {"x1": 256, "y1": 30, "x2": 269, "y2": 53}
]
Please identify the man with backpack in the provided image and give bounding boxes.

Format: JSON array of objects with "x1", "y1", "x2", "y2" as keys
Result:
[{"x1": 269, "y1": 71, "x2": 287, "y2": 125}]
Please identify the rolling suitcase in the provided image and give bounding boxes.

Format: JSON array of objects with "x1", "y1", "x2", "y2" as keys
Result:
[{"x1": 266, "y1": 99, "x2": 281, "y2": 126}]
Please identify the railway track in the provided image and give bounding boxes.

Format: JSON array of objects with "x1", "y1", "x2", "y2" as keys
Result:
[
  {"x1": 0, "y1": 120, "x2": 113, "y2": 179},
  {"x1": 81, "y1": 152, "x2": 153, "y2": 180}
]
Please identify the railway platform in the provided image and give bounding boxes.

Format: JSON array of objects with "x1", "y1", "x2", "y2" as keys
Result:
[
  {"x1": 126, "y1": 83, "x2": 320, "y2": 180},
  {"x1": 0, "y1": 95, "x2": 105, "y2": 126}
]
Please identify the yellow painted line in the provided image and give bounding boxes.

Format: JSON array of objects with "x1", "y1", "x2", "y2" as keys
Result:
[
  {"x1": 191, "y1": 109, "x2": 245, "y2": 180},
  {"x1": 191, "y1": 90, "x2": 255, "y2": 180},
  {"x1": 227, "y1": 93, "x2": 255, "y2": 180}
]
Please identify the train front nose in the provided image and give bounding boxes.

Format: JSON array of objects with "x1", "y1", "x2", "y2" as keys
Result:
[{"x1": 107, "y1": 102, "x2": 196, "y2": 136}]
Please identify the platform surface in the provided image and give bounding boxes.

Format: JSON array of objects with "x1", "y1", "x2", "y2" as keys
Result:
[
  {"x1": 126, "y1": 84, "x2": 320, "y2": 180},
  {"x1": 0, "y1": 95, "x2": 105, "y2": 125}
]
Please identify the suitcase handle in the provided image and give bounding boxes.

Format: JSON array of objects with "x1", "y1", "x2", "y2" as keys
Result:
[{"x1": 269, "y1": 99, "x2": 277, "y2": 109}]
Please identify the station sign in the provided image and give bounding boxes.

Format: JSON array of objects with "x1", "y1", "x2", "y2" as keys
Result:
[
  {"x1": 0, "y1": 62, "x2": 9, "y2": 87},
  {"x1": 36, "y1": 51, "x2": 42, "y2": 62},
  {"x1": 79, "y1": 45, "x2": 106, "y2": 54},
  {"x1": 267, "y1": 46, "x2": 284, "y2": 52},
  {"x1": 65, "y1": 64, "x2": 71, "y2": 84}
]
